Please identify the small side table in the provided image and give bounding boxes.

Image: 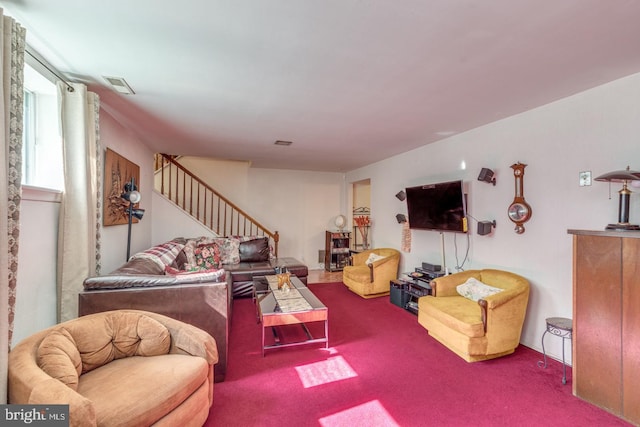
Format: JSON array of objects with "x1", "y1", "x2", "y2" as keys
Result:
[{"x1": 538, "y1": 317, "x2": 573, "y2": 384}]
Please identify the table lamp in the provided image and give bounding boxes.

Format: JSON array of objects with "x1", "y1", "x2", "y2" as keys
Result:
[{"x1": 595, "y1": 166, "x2": 640, "y2": 230}]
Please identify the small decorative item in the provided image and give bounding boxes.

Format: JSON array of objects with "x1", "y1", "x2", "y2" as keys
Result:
[
  {"x1": 277, "y1": 272, "x2": 292, "y2": 291},
  {"x1": 334, "y1": 214, "x2": 346, "y2": 231},
  {"x1": 354, "y1": 215, "x2": 371, "y2": 249}
]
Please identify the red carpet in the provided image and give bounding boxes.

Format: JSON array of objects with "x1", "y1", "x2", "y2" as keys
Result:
[{"x1": 205, "y1": 282, "x2": 630, "y2": 426}]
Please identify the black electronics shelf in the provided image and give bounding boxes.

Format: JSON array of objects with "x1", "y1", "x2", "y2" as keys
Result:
[{"x1": 390, "y1": 267, "x2": 445, "y2": 315}]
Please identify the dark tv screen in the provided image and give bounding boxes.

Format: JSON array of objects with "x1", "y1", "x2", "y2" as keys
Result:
[{"x1": 405, "y1": 180, "x2": 467, "y2": 232}]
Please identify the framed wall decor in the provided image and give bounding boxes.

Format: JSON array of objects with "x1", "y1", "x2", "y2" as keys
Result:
[{"x1": 103, "y1": 148, "x2": 140, "y2": 226}]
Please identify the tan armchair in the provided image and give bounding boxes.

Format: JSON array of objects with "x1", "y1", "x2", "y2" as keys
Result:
[
  {"x1": 9, "y1": 310, "x2": 218, "y2": 427},
  {"x1": 342, "y1": 248, "x2": 400, "y2": 298},
  {"x1": 418, "y1": 269, "x2": 529, "y2": 362}
]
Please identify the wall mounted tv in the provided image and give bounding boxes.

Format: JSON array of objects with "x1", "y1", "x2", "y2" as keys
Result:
[{"x1": 405, "y1": 180, "x2": 467, "y2": 233}]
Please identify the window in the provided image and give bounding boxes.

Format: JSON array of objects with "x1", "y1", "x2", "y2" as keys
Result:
[{"x1": 22, "y1": 63, "x2": 63, "y2": 191}]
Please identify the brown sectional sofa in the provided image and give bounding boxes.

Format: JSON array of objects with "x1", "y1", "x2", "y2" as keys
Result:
[{"x1": 80, "y1": 236, "x2": 308, "y2": 382}]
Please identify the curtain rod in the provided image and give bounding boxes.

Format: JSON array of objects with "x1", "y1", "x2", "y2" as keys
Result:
[{"x1": 25, "y1": 47, "x2": 75, "y2": 92}]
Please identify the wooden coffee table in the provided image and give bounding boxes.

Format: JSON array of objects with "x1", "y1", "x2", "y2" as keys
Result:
[{"x1": 254, "y1": 275, "x2": 328, "y2": 356}]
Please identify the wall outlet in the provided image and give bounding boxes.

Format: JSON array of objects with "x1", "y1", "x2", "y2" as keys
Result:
[{"x1": 579, "y1": 171, "x2": 592, "y2": 187}]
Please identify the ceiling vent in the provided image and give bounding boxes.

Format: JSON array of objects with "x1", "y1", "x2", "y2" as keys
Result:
[
  {"x1": 103, "y1": 76, "x2": 135, "y2": 95},
  {"x1": 274, "y1": 140, "x2": 293, "y2": 146}
]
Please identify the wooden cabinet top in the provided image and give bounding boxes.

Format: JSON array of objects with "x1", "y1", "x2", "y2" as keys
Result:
[{"x1": 567, "y1": 229, "x2": 640, "y2": 239}]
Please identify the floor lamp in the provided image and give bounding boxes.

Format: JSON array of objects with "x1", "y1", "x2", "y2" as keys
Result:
[{"x1": 122, "y1": 178, "x2": 145, "y2": 260}]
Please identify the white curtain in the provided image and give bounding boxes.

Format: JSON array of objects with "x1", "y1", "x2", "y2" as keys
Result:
[
  {"x1": 0, "y1": 8, "x2": 25, "y2": 404},
  {"x1": 57, "y1": 82, "x2": 101, "y2": 322}
]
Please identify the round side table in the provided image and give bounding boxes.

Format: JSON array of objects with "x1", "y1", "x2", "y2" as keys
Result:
[{"x1": 537, "y1": 317, "x2": 573, "y2": 384}]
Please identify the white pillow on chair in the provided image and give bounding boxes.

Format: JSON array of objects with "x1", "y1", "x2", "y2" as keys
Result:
[
  {"x1": 365, "y1": 253, "x2": 386, "y2": 265},
  {"x1": 456, "y1": 277, "x2": 503, "y2": 301}
]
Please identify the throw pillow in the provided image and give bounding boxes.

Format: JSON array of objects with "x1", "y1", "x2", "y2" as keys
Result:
[
  {"x1": 37, "y1": 329, "x2": 82, "y2": 390},
  {"x1": 456, "y1": 277, "x2": 504, "y2": 302},
  {"x1": 366, "y1": 253, "x2": 386, "y2": 265},
  {"x1": 213, "y1": 238, "x2": 240, "y2": 264},
  {"x1": 130, "y1": 241, "x2": 185, "y2": 270},
  {"x1": 193, "y1": 243, "x2": 222, "y2": 270}
]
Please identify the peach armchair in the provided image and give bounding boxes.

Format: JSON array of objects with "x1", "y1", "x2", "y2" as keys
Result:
[
  {"x1": 9, "y1": 310, "x2": 218, "y2": 427},
  {"x1": 342, "y1": 248, "x2": 400, "y2": 298},
  {"x1": 418, "y1": 269, "x2": 529, "y2": 362}
]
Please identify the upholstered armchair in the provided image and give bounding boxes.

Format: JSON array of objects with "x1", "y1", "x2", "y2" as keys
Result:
[
  {"x1": 9, "y1": 310, "x2": 218, "y2": 427},
  {"x1": 417, "y1": 269, "x2": 529, "y2": 362},
  {"x1": 342, "y1": 248, "x2": 400, "y2": 298}
]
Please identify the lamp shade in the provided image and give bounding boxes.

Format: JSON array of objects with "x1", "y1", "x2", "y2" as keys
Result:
[{"x1": 595, "y1": 167, "x2": 640, "y2": 182}]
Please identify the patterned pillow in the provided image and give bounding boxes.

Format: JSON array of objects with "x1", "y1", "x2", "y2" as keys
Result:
[
  {"x1": 213, "y1": 238, "x2": 240, "y2": 264},
  {"x1": 456, "y1": 277, "x2": 504, "y2": 302},
  {"x1": 184, "y1": 236, "x2": 240, "y2": 266},
  {"x1": 130, "y1": 241, "x2": 185, "y2": 269},
  {"x1": 193, "y1": 243, "x2": 222, "y2": 270}
]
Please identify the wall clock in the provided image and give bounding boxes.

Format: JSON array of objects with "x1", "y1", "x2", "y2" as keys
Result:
[{"x1": 508, "y1": 162, "x2": 532, "y2": 234}]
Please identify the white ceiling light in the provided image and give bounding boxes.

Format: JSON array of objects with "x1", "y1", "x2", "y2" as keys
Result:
[{"x1": 103, "y1": 76, "x2": 135, "y2": 95}]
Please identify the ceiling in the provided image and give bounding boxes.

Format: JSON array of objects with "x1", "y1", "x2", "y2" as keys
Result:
[{"x1": 5, "y1": 1, "x2": 640, "y2": 172}]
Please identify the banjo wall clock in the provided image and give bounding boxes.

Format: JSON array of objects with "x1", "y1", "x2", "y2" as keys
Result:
[{"x1": 508, "y1": 162, "x2": 532, "y2": 234}]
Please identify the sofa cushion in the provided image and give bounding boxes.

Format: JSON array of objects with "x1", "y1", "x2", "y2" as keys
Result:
[
  {"x1": 456, "y1": 277, "x2": 504, "y2": 302},
  {"x1": 77, "y1": 354, "x2": 209, "y2": 426},
  {"x1": 419, "y1": 296, "x2": 485, "y2": 338},
  {"x1": 67, "y1": 312, "x2": 171, "y2": 373},
  {"x1": 37, "y1": 328, "x2": 82, "y2": 390},
  {"x1": 238, "y1": 237, "x2": 270, "y2": 262}
]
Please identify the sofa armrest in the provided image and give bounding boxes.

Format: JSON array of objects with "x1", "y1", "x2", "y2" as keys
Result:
[
  {"x1": 129, "y1": 310, "x2": 219, "y2": 365},
  {"x1": 29, "y1": 379, "x2": 97, "y2": 427}
]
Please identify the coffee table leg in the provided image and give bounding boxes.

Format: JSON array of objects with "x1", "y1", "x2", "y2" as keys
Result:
[{"x1": 325, "y1": 319, "x2": 329, "y2": 348}]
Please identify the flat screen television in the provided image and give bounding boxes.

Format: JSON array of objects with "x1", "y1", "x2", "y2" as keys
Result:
[{"x1": 405, "y1": 180, "x2": 467, "y2": 233}]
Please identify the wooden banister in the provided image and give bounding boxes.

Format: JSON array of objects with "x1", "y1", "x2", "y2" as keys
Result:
[{"x1": 154, "y1": 153, "x2": 279, "y2": 257}]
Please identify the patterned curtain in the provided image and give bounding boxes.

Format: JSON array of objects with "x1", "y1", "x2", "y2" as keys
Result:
[
  {"x1": 57, "y1": 82, "x2": 101, "y2": 322},
  {"x1": 0, "y1": 8, "x2": 25, "y2": 405}
]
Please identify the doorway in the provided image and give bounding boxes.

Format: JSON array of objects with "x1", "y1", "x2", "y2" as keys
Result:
[{"x1": 352, "y1": 179, "x2": 371, "y2": 251}]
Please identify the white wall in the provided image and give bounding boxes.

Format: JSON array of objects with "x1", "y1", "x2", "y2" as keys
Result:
[
  {"x1": 346, "y1": 71, "x2": 640, "y2": 364},
  {"x1": 99, "y1": 111, "x2": 155, "y2": 273}
]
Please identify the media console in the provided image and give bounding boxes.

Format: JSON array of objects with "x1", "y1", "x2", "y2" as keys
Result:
[{"x1": 390, "y1": 267, "x2": 445, "y2": 315}]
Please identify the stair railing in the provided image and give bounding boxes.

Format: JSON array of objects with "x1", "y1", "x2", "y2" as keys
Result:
[{"x1": 154, "y1": 153, "x2": 279, "y2": 257}]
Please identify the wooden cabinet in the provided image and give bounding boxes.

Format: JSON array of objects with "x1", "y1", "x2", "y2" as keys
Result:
[
  {"x1": 569, "y1": 229, "x2": 640, "y2": 424},
  {"x1": 325, "y1": 231, "x2": 351, "y2": 272}
]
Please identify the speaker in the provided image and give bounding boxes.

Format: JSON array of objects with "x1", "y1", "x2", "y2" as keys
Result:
[
  {"x1": 421, "y1": 262, "x2": 441, "y2": 272},
  {"x1": 395, "y1": 190, "x2": 406, "y2": 201},
  {"x1": 478, "y1": 168, "x2": 496, "y2": 185},
  {"x1": 396, "y1": 214, "x2": 407, "y2": 223},
  {"x1": 477, "y1": 220, "x2": 496, "y2": 236}
]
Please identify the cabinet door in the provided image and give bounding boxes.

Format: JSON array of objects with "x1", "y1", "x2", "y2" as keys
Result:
[
  {"x1": 622, "y1": 238, "x2": 640, "y2": 423},
  {"x1": 574, "y1": 235, "x2": 622, "y2": 414}
]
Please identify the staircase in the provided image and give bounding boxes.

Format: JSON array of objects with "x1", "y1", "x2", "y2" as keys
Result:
[{"x1": 154, "y1": 153, "x2": 279, "y2": 256}]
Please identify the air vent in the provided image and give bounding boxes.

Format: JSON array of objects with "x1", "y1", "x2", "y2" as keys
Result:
[
  {"x1": 103, "y1": 76, "x2": 135, "y2": 95},
  {"x1": 274, "y1": 140, "x2": 293, "y2": 146}
]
